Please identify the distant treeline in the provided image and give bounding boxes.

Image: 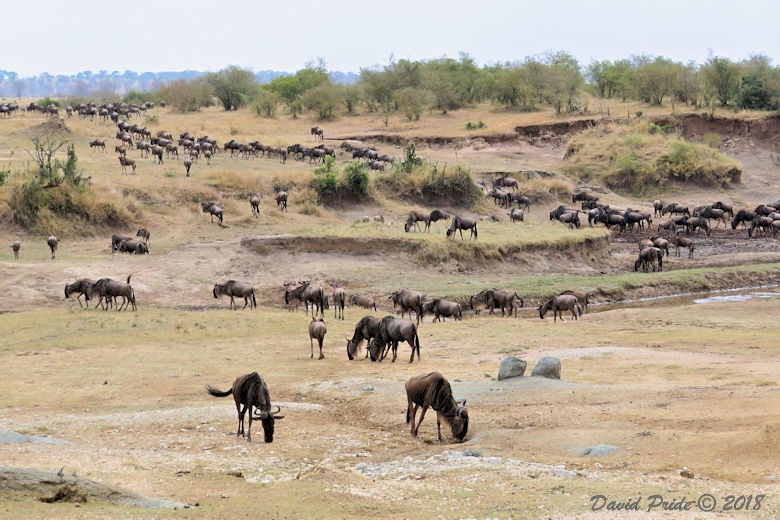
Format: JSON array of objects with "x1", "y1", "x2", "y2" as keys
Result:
[{"x1": 0, "y1": 69, "x2": 358, "y2": 99}]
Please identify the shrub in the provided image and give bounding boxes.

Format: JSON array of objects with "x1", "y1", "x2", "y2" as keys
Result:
[
  {"x1": 465, "y1": 120, "x2": 486, "y2": 130},
  {"x1": 343, "y1": 161, "x2": 369, "y2": 199},
  {"x1": 145, "y1": 114, "x2": 159, "y2": 126}
]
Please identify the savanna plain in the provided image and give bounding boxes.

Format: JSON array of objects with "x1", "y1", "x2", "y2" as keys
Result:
[{"x1": 0, "y1": 99, "x2": 778, "y2": 519}]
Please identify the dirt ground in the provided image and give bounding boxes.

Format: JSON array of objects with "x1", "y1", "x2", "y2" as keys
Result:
[{"x1": 0, "y1": 111, "x2": 779, "y2": 519}]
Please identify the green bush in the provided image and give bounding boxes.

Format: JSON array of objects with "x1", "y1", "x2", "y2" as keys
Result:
[
  {"x1": 37, "y1": 97, "x2": 61, "y2": 108},
  {"x1": 344, "y1": 161, "x2": 369, "y2": 199},
  {"x1": 465, "y1": 120, "x2": 486, "y2": 130}
]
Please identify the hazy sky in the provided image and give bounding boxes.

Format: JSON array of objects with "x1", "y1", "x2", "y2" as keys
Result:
[{"x1": 4, "y1": 0, "x2": 777, "y2": 76}]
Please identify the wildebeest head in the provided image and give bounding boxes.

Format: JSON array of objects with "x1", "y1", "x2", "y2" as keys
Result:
[
  {"x1": 445, "y1": 228, "x2": 455, "y2": 238},
  {"x1": 252, "y1": 405, "x2": 284, "y2": 443},
  {"x1": 449, "y1": 400, "x2": 469, "y2": 442}
]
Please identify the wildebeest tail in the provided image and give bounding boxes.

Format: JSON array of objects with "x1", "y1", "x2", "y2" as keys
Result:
[
  {"x1": 576, "y1": 302, "x2": 583, "y2": 317},
  {"x1": 474, "y1": 223, "x2": 478, "y2": 239},
  {"x1": 206, "y1": 385, "x2": 233, "y2": 397},
  {"x1": 251, "y1": 291, "x2": 257, "y2": 309},
  {"x1": 414, "y1": 332, "x2": 421, "y2": 361}
]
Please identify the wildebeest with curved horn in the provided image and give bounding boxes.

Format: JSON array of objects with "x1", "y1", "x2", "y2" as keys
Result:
[
  {"x1": 538, "y1": 294, "x2": 582, "y2": 322},
  {"x1": 446, "y1": 216, "x2": 478, "y2": 240},
  {"x1": 390, "y1": 288, "x2": 424, "y2": 324},
  {"x1": 405, "y1": 372, "x2": 468, "y2": 442},
  {"x1": 213, "y1": 280, "x2": 256, "y2": 310},
  {"x1": 64, "y1": 278, "x2": 96, "y2": 308},
  {"x1": 346, "y1": 315, "x2": 382, "y2": 360},
  {"x1": 250, "y1": 193, "x2": 260, "y2": 218},
  {"x1": 404, "y1": 210, "x2": 431, "y2": 233},
  {"x1": 370, "y1": 315, "x2": 421, "y2": 363},
  {"x1": 731, "y1": 209, "x2": 756, "y2": 230},
  {"x1": 206, "y1": 371, "x2": 284, "y2": 443},
  {"x1": 308, "y1": 318, "x2": 327, "y2": 359},
  {"x1": 47, "y1": 236, "x2": 58, "y2": 259},
  {"x1": 202, "y1": 202, "x2": 223, "y2": 224}
]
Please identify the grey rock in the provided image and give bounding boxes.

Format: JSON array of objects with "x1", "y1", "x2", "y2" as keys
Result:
[
  {"x1": 498, "y1": 356, "x2": 527, "y2": 381},
  {"x1": 463, "y1": 449, "x2": 482, "y2": 458},
  {"x1": 531, "y1": 356, "x2": 561, "y2": 379},
  {"x1": 582, "y1": 444, "x2": 619, "y2": 457}
]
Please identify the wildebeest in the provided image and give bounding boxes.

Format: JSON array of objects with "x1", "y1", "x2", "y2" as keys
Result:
[
  {"x1": 493, "y1": 176, "x2": 519, "y2": 190},
  {"x1": 332, "y1": 287, "x2": 345, "y2": 320},
  {"x1": 310, "y1": 126, "x2": 324, "y2": 142},
  {"x1": 427, "y1": 298, "x2": 462, "y2": 322},
  {"x1": 285, "y1": 280, "x2": 328, "y2": 317},
  {"x1": 11, "y1": 241, "x2": 20, "y2": 260},
  {"x1": 429, "y1": 209, "x2": 450, "y2": 223},
  {"x1": 557, "y1": 211, "x2": 581, "y2": 229},
  {"x1": 668, "y1": 235, "x2": 695, "y2": 258},
  {"x1": 250, "y1": 193, "x2": 260, "y2": 217},
  {"x1": 346, "y1": 315, "x2": 382, "y2": 360},
  {"x1": 507, "y1": 192, "x2": 532, "y2": 210},
  {"x1": 446, "y1": 216, "x2": 478, "y2": 239},
  {"x1": 117, "y1": 239, "x2": 149, "y2": 255},
  {"x1": 275, "y1": 191, "x2": 288, "y2": 212},
  {"x1": 206, "y1": 371, "x2": 284, "y2": 443},
  {"x1": 538, "y1": 294, "x2": 582, "y2": 322},
  {"x1": 87, "y1": 274, "x2": 136, "y2": 311},
  {"x1": 634, "y1": 247, "x2": 664, "y2": 272},
  {"x1": 470, "y1": 288, "x2": 524, "y2": 318},
  {"x1": 405, "y1": 372, "x2": 468, "y2": 442},
  {"x1": 695, "y1": 206, "x2": 728, "y2": 229},
  {"x1": 711, "y1": 201, "x2": 734, "y2": 218},
  {"x1": 683, "y1": 216, "x2": 711, "y2": 236},
  {"x1": 118, "y1": 155, "x2": 136, "y2": 174},
  {"x1": 596, "y1": 212, "x2": 626, "y2": 233},
  {"x1": 184, "y1": 157, "x2": 193, "y2": 176},
  {"x1": 136, "y1": 228, "x2": 150, "y2": 245},
  {"x1": 349, "y1": 294, "x2": 377, "y2": 312},
  {"x1": 371, "y1": 315, "x2": 421, "y2": 363},
  {"x1": 731, "y1": 209, "x2": 756, "y2": 229},
  {"x1": 64, "y1": 278, "x2": 96, "y2": 308},
  {"x1": 572, "y1": 190, "x2": 599, "y2": 204},
  {"x1": 549, "y1": 205, "x2": 579, "y2": 221},
  {"x1": 661, "y1": 203, "x2": 690, "y2": 217},
  {"x1": 308, "y1": 318, "x2": 327, "y2": 359},
  {"x1": 89, "y1": 138, "x2": 106, "y2": 152},
  {"x1": 111, "y1": 234, "x2": 134, "y2": 254},
  {"x1": 202, "y1": 202, "x2": 223, "y2": 224},
  {"x1": 653, "y1": 199, "x2": 664, "y2": 218},
  {"x1": 559, "y1": 290, "x2": 589, "y2": 314},
  {"x1": 213, "y1": 280, "x2": 256, "y2": 310},
  {"x1": 47, "y1": 236, "x2": 58, "y2": 259},
  {"x1": 508, "y1": 208, "x2": 524, "y2": 222},
  {"x1": 404, "y1": 210, "x2": 431, "y2": 233},
  {"x1": 390, "y1": 288, "x2": 424, "y2": 324}
]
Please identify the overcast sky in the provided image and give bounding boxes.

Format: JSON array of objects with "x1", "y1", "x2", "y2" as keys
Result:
[{"x1": 4, "y1": 0, "x2": 777, "y2": 76}]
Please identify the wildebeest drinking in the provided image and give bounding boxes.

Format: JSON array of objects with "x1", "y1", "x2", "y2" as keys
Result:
[{"x1": 405, "y1": 372, "x2": 468, "y2": 442}]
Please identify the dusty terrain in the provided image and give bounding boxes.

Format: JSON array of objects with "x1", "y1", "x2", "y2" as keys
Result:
[{"x1": 0, "y1": 106, "x2": 778, "y2": 519}]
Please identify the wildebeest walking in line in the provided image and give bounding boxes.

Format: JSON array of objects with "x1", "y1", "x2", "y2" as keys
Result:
[
  {"x1": 446, "y1": 216, "x2": 478, "y2": 239},
  {"x1": 538, "y1": 294, "x2": 582, "y2": 323},
  {"x1": 11, "y1": 241, "x2": 20, "y2": 260},
  {"x1": 184, "y1": 157, "x2": 193, "y2": 176},
  {"x1": 206, "y1": 371, "x2": 284, "y2": 443},
  {"x1": 370, "y1": 315, "x2": 421, "y2": 363},
  {"x1": 346, "y1": 315, "x2": 382, "y2": 360},
  {"x1": 404, "y1": 210, "x2": 431, "y2": 233},
  {"x1": 308, "y1": 318, "x2": 327, "y2": 359},
  {"x1": 469, "y1": 288, "x2": 524, "y2": 317},
  {"x1": 213, "y1": 280, "x2": 256, "y2": 310},
  {"x1": 64, "y1": 278, "x2": 96, "y2": 308},
  {"x1": 87, "y1": 274, "x2": 137, "y2": 311},
  {"x1": 202, "y1": 202, "x2": 223, "y2": 225},
  {"x1": 47, "y1": 236, "x2": 58, "y2": 259},
  {"x1": 405, "y1": 372, "x2": 468, "y2": 442}
]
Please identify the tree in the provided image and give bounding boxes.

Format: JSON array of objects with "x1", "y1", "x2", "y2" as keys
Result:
[
  {"x1": 342, "y1": 84, "x2": 362, "y2": 114},
  {"x1": 25, "y1": 137, "x2": 82, "y2": 188},
  {"x1": 701, "y1": 57, "x2": 741, "y2": 107},
  {"x1": 268, "y1": 75, "x2": 304, "y2": 118},
  {"x1": 394, "y1": 87, "x2": 432, "y2": 121},
  {"x1": 302, "y1": 83, "x2": 343, "y2": 120},
  {"x1": 157, "y1": 79, "x2": 213, "y2": 112},
  {"x1": 205, "y1": 65, "x2": 258, "y2": 111},
  {"x1": 491, "y1": 65, "x2": 534, "y2": 109},
  {"x1": 253, "y1": 88, "x2": 280, "y2": 118},
  {"x1": 633, "y1": 56, "x2": 679, "y2": 106},
  {"x1": 543, "y1": 51, "x2": 583, "y2": 113}
]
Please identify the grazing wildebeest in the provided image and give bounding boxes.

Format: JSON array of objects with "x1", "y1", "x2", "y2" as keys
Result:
[
  {"x1": 346, "y1": 315, "x2": 382, "y2": 360},
  {"x1": 493, "y1": 176, "x2": 519, "y2": 190},
  {"x1": 404, "y1": 210, "x2": 431, "y2": 233},
  {"x1": 310, "y1": 126, "x2": 324, "y2": 142},
  {"x1": 507, "y1": 192, "x2": 532, "y2": 210},
  {"x1": 446, "y1": 216, "x2": 478, "y2": 239},
  {"x1": 89, "y1": 138, "x2": 106, "y2": 152},
  {"x1": 428, "y1": 298, "x2": 462, "y2": 322},
  {"x1": 275, "y1": 191, "x2": 288, "y2": 212},
  {"x1": 47, "y1": 236, "x2": 58, "y2": 259},
  {"x1": 405, "y1": 372, "x2": 468, "y2": 442},
  {"x1": 308, "y1": 318, "x2": 327, "y2": 359},
  {"x1": 656, "y1": 219, "x2": 677, "y2": 236},
  {"x1": 634, "y1": 247, "x2": 664, "y2": 272},
  {"x1": 64, "y1": 278, "x2": 96, "y2": 308},
  {"x1": 118, "y1": 155, "x2": 136, "y2": 174},
  {"x1": 184, "y1": 157, "x2": 193, "y2": 176},
  {"x1": 748, "y1": 215, "x2": 775, "y2": 237},
  {"x1": 559, "y1": 290, "x2": 589, "y2": 314},
  {"x1": 11, "y1": 241, "x2": 20, "y2": 260},
  {"x1": 538, "y1": 294, "x2": 582, "y2": 322},
  {"x1": 371, "y1": 315, "x2": 421, "y2": 363},
  {"x1": 349, "y1": 294, "x2": 377, "y2": 312},
  {"x1": 213, "y1": 280, "x2": 256, "y2": 310},
  {"x1": 668, "y1": 235, "x2": 695, "y2": 258},
  {"x1": 87, "y1": 275, "x2": 136, "y2": 311},
  {"x1": 136, "y1": 228, "x2": 150, "y2": 245},
  {"x1": 332, "y1": 287, "x2": 345, "y2": 320},
  {"x1": 117, "y1": 239, "x2": 149, "y2": 255},
  {"x1": 206, "y1": 371, "x2": 284, "y2": 443},
  {"x1": 731, "y1": 209, "x2": 756, "y2": 230},
  {"x1": 250, "y1": 193, "x2": 260, "y2": 217},
  {"x1": 508, "y1": 208, "x2": 524, "y2": 222},
  {"x1": 389, "y1": 288, "x2": 424, "y2": 324},
  {"x1": 202, "y1": 202, "x2": 223, "y2": 224}
]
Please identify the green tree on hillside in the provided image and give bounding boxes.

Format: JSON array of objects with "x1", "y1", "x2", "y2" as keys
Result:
[
  {"x1": 632, "y1": 56, "x2": 679, "y2": 106},
  {"x1": 302, "y1": 83, "x2": 343, "y2": 120},
  {"x1": 701, "y1": 57, "x2": 741, "y2": 107},
  {"x1": 394, "y1": 87, "x2": 432, "y2": 121}
]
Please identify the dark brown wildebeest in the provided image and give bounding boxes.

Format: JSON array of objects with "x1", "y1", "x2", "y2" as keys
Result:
[
  {"x1": 390, "y1": 288, "x2": 424, "y2": 324},
  {"x1": 310, "y1": 126, "x2": 324, "y2": 142},
  {"x1": 661, "y1": 202, "x2": 690, "y2": 217},
  {"x1": 11, "y1": 241, "x2": 20, "y2": 260},
  {"x1": 446, "y1": 216, "x2": 478, "y2": 239},
  {"x1": 47, "y1": 236, "x2": 58, "y2": 259},
  {"x1": 250, "y1": 193, "x2": 260, "y2": 218},
  {"x1": 206, "y1": 371, "x2": 284, "y2": 443},
  {"x1": 470, "y1": 288, "x2": 524, "y2": 318},
  {"x1": 404, "y1": 210, "x2": 431, "y2": 233},
  {"x1": 538, "y1": 294, "x2": 582, "y2": 322},
  {"x1": 275, "y1": 191, "x2": 288, "y2": 212},
  {"x1": 308, "y1": 318, "x2": 327, "y2": 359},
  {"x1": 427, "y1": 298, "x2": 462, "y2": 322},
  {"x1": 683, "y1": 216, "x2": 711, "y2": 236},
  {"x1": 349, "y1": 294, "x2": 377, "y2": 312},
  {"x1": 653, "y1": 199, "x2": 664, "y2": 218},
  {"x1": 731, "y1": 209, "x2": 756, "y2": 229},
  {"x1": 650, "y1": 236, "x2": 669, "y2": 257},
  {"x1": 557, "y1": 211, "x2": 581, "y2": 229},
  {"x1": 493, "y1": 176, "x2": 519, "y2": 190},
  {"x1": 405, "y1": 372, "x2": 468, "y2": 442},
  {"x1": 332, "y1": 287, "x2": 345, "y2": 320},
  {"x1": 117, "y1": 239, "x2": 149, "y2": 255},
  {"x1": 572, "y1": 190, "x2": 599, "y2": 204},
  {"x1": 87, "y1": 275, "x2": 136, "y2": 311},
  {"x1": 346, "y1": 315, "x2": 382, "y2": 360},
  {"x1": 371, "y1": 315, "x2": 421, "y2": 363},
  {"x1": 429, "y1": 209, "x2": 450, "y2": 223},
  {"x1": 668, "y1": 235, "x2": 695, "y2": 258},
  {"x1": 136, "y1": 228, "x2": 150, "y2": 245},
  {"x1": 115, "y1": 145, "x2": 127, "y2": 156},
  {"x1": 711, "y1": 201, "x2": 734, "y2": 218},
  {"x1": 507, "y1": 192, "x2": 531, "y2": 210},
  {"x1": 213, "y1": 280, "x2": 256, "y2": 310},
  {"x1": 695, "y1": 206, "x2": 727, "y2": 229},
  {"x1": 111, "y1": 233, "x2": 134, "y2": 254},
  {"x1": 634, "y1": 247, "x2": 664, "y2": 272},
  {"x1": 302, "y1": 282, "x2": 328, "y2": 318},
  {"x1": 202, "y1": 202, "x2": 223, "y2": 224},
  {"x1": 119, "y1": 155, "x2": 136, "y2": 174},
  {"x1": 89, "y1": 138, "x2": 106, "y2": 152},
  {"x1": 64, "y1": 278, "x2": 96, "y2": 308},
  {"x1": 748, "y1": 215, "x2": 775, "y2": 237}
]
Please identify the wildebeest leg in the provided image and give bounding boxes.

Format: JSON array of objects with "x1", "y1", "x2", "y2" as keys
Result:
[
  {"x1": 230, "y1": 296, "x2": 237, "y2": 311},
  {"x1": 318, "y1": 338, "x2": 324, "y2": 360},
  {"x1": 407, "y1": 403, "x2": 420, "y2": 436},
  {"x1": 436, "y1": 411, "x2": 444, "y2": 441},
  {"x1": 236, "y1": 401, "x2": 245, "y2": 438},
  {"x1": 413, "y1": 405, "x2": 429, "y2": 437},
  {"x1": 391, "y1": 341, "x2": 399, "y2": 362},
  {"x1": 242, "y1": 296, "x2": 249, "y2": 310},
  {"x1": 246, "y1": 412, "x2": 254, "y2": 442},
  {"x1": 310, "y1": 336, "x2": 315, "y2": 359}
]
